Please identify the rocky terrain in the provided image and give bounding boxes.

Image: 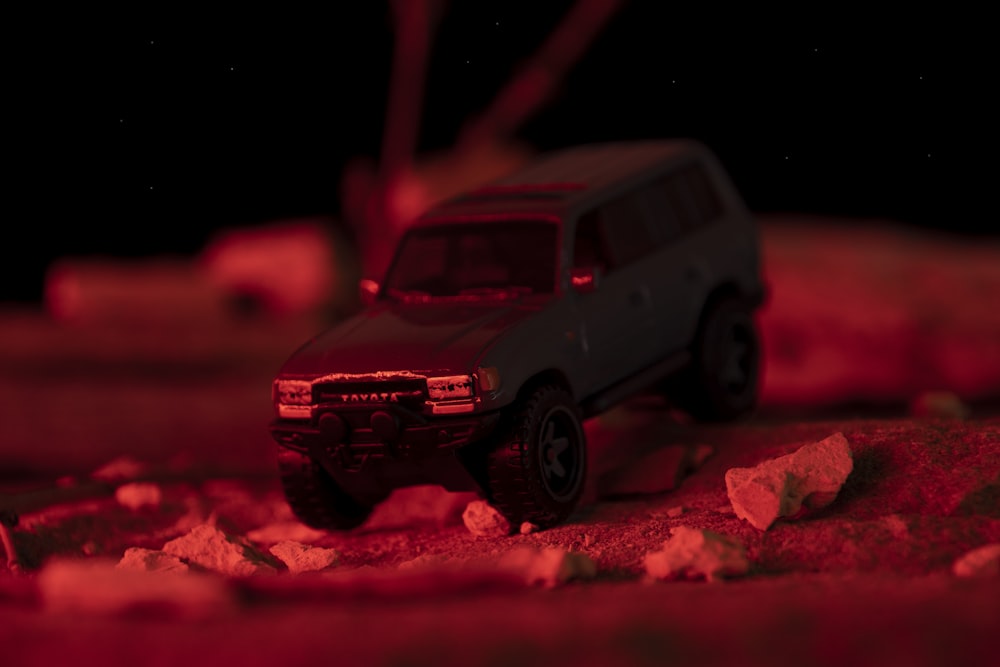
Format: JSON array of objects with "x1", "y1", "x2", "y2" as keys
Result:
[{"x1": 1, "y1": 217, "x2": 999, "y2": 666}]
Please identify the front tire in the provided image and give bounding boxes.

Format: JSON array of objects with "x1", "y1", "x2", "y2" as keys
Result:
[
  {"x1": 485, "y1": 385, "x2": 587, "y2": 529},
  {"x1": 277, "y1": 448, "x2": 376, "y2": 530}
]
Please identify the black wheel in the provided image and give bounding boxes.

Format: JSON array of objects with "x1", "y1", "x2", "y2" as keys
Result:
[
  {"x1": 669, "y1": 297, "x2": 760, "y2": 422},
  {"x1": 276, "y1": 448, "x2": 376, "y2": 530},
  {"x1": 485, "y1": 385, "x2": 587, "y2": 529}
]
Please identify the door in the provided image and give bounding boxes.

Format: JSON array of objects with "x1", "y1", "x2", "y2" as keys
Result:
[{"x1": 570, "y1": 204, "x2": 659, "y2": 393}]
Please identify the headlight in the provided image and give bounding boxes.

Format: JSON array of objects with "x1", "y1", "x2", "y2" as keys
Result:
[
  {"x1": 477, "y1": 366, "x2": 500, "y2": 392},
  {"x1": 274, "y1": 379, "x2": 312, "y2": 405},
  {"x1": 426, "y1": 375, "x2": 473, "y2": 400}
]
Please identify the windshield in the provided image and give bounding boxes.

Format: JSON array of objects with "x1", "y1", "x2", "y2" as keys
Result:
[{"x1": 384, "y1": 221, "x2": 557, "y2": 300}]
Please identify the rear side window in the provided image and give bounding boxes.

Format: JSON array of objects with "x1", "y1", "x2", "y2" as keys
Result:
[
  {"x1": 634, "y1": 181, "x2": 682, "y2": 245},
  {"x1": 662, "y1": 163, "x2": 723, "y2": 231},
  {"x1": 599, "y1": 194, "x2": 655, "y2": 267},
  {"x1": 572, "y1": 159, "x2": 726, "y2": 271},
  {"x1": 575, "y1": 194, "x2": 656, "y2": 271}
]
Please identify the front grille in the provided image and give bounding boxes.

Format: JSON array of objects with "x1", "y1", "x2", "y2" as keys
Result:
[{"x1": 313, "y1": 379, "x2": 427, "y2": 407}]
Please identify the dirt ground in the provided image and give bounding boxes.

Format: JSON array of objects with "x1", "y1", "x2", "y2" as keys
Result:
[{"x1": 1, "y1": 218, "x2": 999, "y2": 666}]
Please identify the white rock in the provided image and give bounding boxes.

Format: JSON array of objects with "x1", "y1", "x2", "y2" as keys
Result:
[
  {"x1": 599, "y1": 444, "x2": 715, "y2": 498},
  {"x1": 162, "y1": 524, "x2": 278, "y2": 576},
  {"x1": 115, "y1": 482, "x2": 162, "y2": 510},
  {"x1": 246, "y1": 521, "x2": 327, "y2": 545},
  {"x1": 643, "y1": 526, "x2": 748, "y2": 582},
  {"x1": 952, "y1": 543, "x2": 1000, "y2": 578},
  {"x1": 38, "y1": 557, "x2": 234, "y2": 618},
  {"x1": 366, "y1": 485, "x2": 479, "y2": 529},
  {"x1": 688, "y1": 444, "x2": 715, "y2": 469},
  {"x1": 117, "y1": 547, "x2": 189, "y2": 573},
  {"x1": 462, "y1": 500, "x2": 511, "y2": 537},
  {"x1": 91, "y1": 456, "x2": 149, "y2": 482},
  {"x1": 397, "y1": 554, "x2": 449, "y2": 571},
  {"x1": 269, "y1": 541, "x2": 340, "y2": 574},
  {"x1": 880, "y1": 514, "x2": 910, "y2": 539},
  {"x1": 725, "y1": 432, "x2": 854, "y2": 530},
  {"x1": 396, "y1": 554, "x2": 468, "y2": 571},
  {"x1": 598, "y1": 446, "x2": 689, "y2": 497},
  {"x1": 909, "y1": 390, "x2": 971, "y2": 419},
  {"x1": 498, "y1": 546, "x2": 597, "y2": 587}
]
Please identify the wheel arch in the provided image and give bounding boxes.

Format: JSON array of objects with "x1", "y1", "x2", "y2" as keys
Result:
[
  {"x1": 696, "y1": 282, "x2": 759, "y2": 336},
  {"x1": 482, "y1": 378, "x2": 587, "y2": 527},
  {"x1": 669, "y1": 282, "x2": 762, "y2": 422},
  {"x1": 514, "y1": 368, "x2": 575, "y2": 403}
]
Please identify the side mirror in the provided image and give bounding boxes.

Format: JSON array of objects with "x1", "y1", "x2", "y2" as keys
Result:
[
  {"x1": 569, "y1": 266, "x2": 602, "y2": 294},
  {"x1": 359, "y1": 278, "x2": 380, "y2": 306}
]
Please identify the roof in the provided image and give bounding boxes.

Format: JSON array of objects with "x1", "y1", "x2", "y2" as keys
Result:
[{"x1": 419, "y1": 139, "x2": 709, "y2": 221}]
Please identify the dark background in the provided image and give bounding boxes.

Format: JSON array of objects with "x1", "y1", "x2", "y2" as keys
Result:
[{"x1": 6, "y1": 3, "x2": 990, "y2": 303}]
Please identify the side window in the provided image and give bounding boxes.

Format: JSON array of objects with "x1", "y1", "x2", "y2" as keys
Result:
[
  {"x1": 663, "y1": 172, "x2": 698, "y2": 230},
  {"x1": 573, "y1": 211, "x2": 610, "y2": 270},
  {"x1": 636, "y1": 181, "x2": 681, "y2": 244},
  {"x1": 597, "y1": 193, "x2": 654, "y2": 267},
  {"x1": 683, "y1": 164, "x2": 724, "y2": 223},
  {"x1": 662, "y1": 163, "x2": 724, "y2": 232}
]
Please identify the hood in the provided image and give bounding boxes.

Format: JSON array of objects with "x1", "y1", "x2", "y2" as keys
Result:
[{"x1": 278, "y1": 299, "x2": 538, "y2": 377}]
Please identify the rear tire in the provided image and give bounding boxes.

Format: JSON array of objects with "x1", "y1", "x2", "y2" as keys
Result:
[
  {"x1": 669, "y1": 297, "x2": 760, "y2": 422},
  {"x1": 485, "y1": 385, "x2": 587, "y2": 529},
  {"x1": 277, "y1": 448, "x2": 376, "y2": 530}
]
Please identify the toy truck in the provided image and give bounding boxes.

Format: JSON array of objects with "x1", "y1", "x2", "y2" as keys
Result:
[{"x1": 269, "y1": 140, "x2": 765, "y2": 530}]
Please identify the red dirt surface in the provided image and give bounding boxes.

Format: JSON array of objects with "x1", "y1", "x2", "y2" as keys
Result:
[{"x1": 1, "y1": 218, "x2": 999, "y2": 666}]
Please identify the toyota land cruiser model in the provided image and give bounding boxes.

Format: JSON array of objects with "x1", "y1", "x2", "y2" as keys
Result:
[{"x1": 269, "y1": 140, "x2": 765, "y2": 531}]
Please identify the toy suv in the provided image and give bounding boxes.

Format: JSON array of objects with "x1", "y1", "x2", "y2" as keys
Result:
[{"x1": 269, "y1": 140, "x2": 765, "y2": 531}]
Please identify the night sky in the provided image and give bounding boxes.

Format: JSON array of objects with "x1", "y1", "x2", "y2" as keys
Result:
[{"x1": 7, "y1": 3, "x2": 989, "y2": 303}]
